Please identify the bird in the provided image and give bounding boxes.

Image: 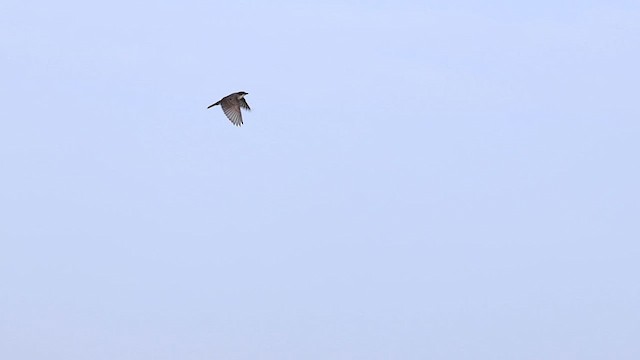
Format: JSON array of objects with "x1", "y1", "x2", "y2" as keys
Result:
[{"x1": 207, "y1": 91, "x2": 251, "y2": 126}]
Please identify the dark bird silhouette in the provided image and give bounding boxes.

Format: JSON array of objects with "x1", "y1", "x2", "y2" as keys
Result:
[{"x1": 207, "y1": 91, "x2": 250, "y2": 126}]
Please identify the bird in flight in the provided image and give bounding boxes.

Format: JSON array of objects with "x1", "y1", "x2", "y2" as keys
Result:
[{"x1": 207, "y1": 91, "x2": 251, "y2": 126}]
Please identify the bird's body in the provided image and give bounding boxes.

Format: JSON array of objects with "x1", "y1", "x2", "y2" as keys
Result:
[{"x1": 207, "y1": 91, "x2": 250, "y2": 126}]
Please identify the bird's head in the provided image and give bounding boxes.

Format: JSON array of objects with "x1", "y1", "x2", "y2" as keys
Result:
[{"x1": 238, "y1": 91, "x2": 249, "y2": 98}]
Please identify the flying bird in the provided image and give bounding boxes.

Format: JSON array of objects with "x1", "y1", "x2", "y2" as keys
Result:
[{"x1": 207, "y1": 91, "x2": 251, "y2": 126}]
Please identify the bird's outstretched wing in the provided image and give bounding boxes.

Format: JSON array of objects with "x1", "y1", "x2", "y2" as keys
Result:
[
  {"x1": 220, "y1": 99, "x2": 243, "y2": 126},
  {"x1": 239, "y1": 98, "x2": 251, "y2": 111}
]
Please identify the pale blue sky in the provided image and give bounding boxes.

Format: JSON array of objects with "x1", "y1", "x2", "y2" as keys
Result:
[{"x1": 1, "y1": 1, "x2": 639, "y2": 359}]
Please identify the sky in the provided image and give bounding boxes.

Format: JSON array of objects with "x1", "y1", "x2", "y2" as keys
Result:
[{"x1": 1, "y1": 0, "x2": 639, "y2": 359}]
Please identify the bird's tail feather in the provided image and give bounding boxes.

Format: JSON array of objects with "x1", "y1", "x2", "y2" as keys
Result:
[{"x1": 207, "y1": 101, "x2": 220, "y2": 109}]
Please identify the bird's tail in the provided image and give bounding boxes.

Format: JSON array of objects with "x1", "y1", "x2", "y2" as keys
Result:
[{"x1": 207, "y1": 101, "x2": 220, "y2": 109}]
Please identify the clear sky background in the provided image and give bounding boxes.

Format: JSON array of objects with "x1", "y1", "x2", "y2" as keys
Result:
[{"x1": 1, "y1": 1, "x2": 639, "y2": 359}]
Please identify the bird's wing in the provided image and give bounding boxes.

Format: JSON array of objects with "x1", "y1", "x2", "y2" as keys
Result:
[
  {"x1": 220, "y1": 99, "x2": 243, "y2": 126},
  {"x1": 239, "y1": 98, "x2": 251, "y2": 111}
]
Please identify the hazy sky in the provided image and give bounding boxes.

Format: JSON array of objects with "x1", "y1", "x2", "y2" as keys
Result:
[{"x1": 1, "y1": 1, "x2": 639, "y2": 359}]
